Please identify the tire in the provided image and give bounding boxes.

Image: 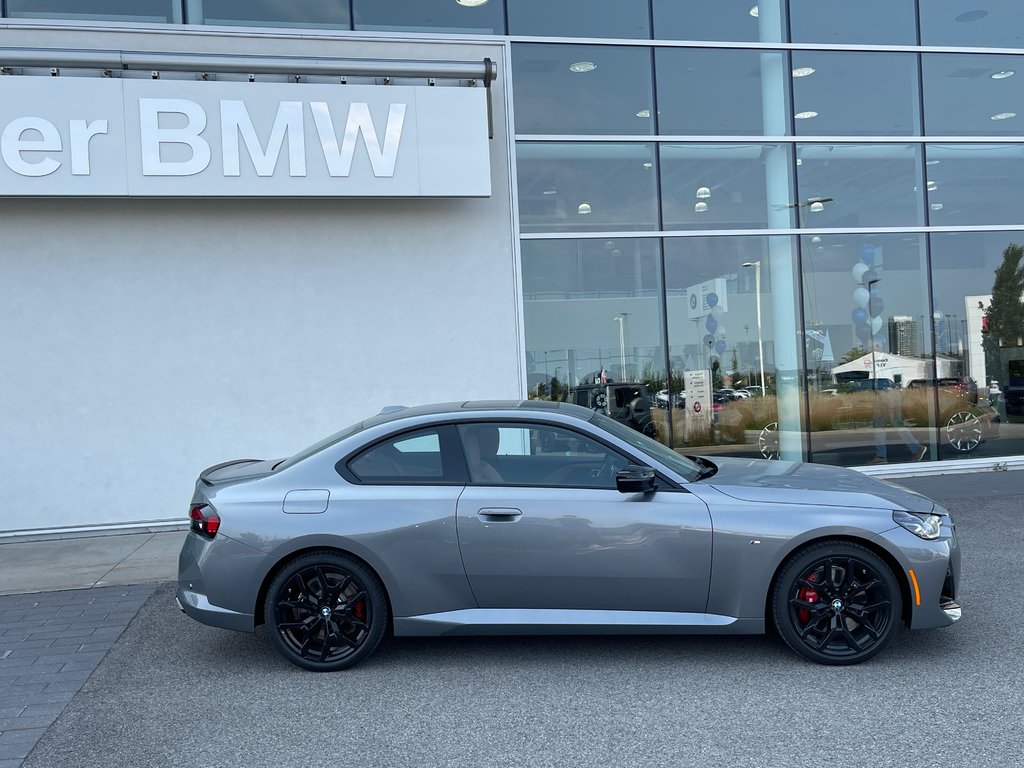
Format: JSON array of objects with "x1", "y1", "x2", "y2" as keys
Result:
[
  {"x1": 772, "y1": 540, "x2": 902, "y2": 666},
  {"x1": 944, "y1": 410, "x2": 983, "y2": 453},
  {"x1": 265, "y1": 550, "x2": 388, "y2": 672}
]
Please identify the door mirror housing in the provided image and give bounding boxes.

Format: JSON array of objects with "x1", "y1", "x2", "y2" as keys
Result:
[{"x1": 615, "y1": 465, "x2": 657, "y2": 494}]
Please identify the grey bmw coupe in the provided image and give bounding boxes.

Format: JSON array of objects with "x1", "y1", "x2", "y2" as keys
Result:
[{"x1": 177, "y1": 401, "x2": 961, "y2": 670}]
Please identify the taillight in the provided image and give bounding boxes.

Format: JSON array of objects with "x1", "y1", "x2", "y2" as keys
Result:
[{"x1": 189, "y1": 504, "x2": 220, "y2": 538}]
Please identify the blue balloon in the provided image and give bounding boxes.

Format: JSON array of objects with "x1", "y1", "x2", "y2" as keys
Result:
[
  {"x1": 705, "y1": 316, "x2": 718, "y2": 333},
  {"x1": 855, "y1": 323, "x2": 873, "y2": 343},
  {"x1": 706, "y1": 292, "x2": 719, "y2": 308},
  {"x1": 714, "y1": 339, "x2": 727, "y2": 355},
  {"x1": 851, "y1": 307, "x2": 868, "y2": 325},
  {"x1": 860, "y1": 245, "x2": 876, "y2": 265},
  {"x1": 872, "y1": 298, "x2": 885, "y2": 316},
  {"x1": 862, "y1": 268, "x2": 879, "y2": 286},
  {"x1": 703, "y1": 333, "x2": 716, "y2": 348}
]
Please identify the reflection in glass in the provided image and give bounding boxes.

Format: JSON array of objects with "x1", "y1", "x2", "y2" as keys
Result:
[
  {"x1": 508, "y1": 0, "x2": 650, "y2": 39},
  {"x1": 791, "y1": 52, "x2": 920, "y2": 136},
  {"x1": 801, "y1": 234, "x2": 935, "y2": 467},
  {"x1": 660, "y1": 144, "x2": 795, "y2": 230},
  {"x1": 656, "y1": 49, "x2": 789, "y2": 136},
  {"x1": 795, "y1": 144, "x2": 923, "y2": 228},
  {"x1": 651, "y1": 0, "x2": 785, "y2": 43},
  {"x1": 923, "y1": 54, "x2": 1024, "y2": 136},
  {"x1": 930, "y1": 232, "x2": 1024, "y2": 459},
  {"x1": 186, "y1": 0, "x2": 348, "y2": 27},
  {"x1": 663, "y1": 236, "x2": 804, "y2": 460},
  {"x1": 920, "y1": 1, "x2": 1024, "y2": 49},
  {"x1": 789, "y1": 0, "x2": 916, "y2": 45},
  {"x1": 512, "y1": 44, "x2": 654, "y2": 136},
  {"x1": 521, "y1": 239, "x2": 668, "y2": 441},
  {"x1": 924, "y1": 145, "x2": 1024, "y2": 227},
  {"x1": 517, "y1": 143, "x2": 658, "y2": 233},
  {"x1": 7, "y1": 0, "x2": 181, "y2": 22},
  {"x1": 353, "y1": 0, "x2": 504, "y2": 34}
]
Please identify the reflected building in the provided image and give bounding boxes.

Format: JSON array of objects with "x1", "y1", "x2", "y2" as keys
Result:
[{"x1": 888, "y1": 316, "x2": 919, "y2": 357}]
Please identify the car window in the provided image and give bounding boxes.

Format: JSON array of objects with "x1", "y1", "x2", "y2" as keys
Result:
[
  {"x1": 348, "y1": 428, "x2": 445, "y2": 483},
  {"x1": 457, "y1": 422, "x2": 631, "y2": 489},
  {"x1": 590, "y1": 412, "x2": 702, "y2": 481}
]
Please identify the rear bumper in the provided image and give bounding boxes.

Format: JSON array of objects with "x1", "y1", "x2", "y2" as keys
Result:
[
  {"x1": 175, "y1": 586, "x2": 254, "y2": 633},
  {"x1": 177, "y1": 530, "x2": 269, "y2": 633}
]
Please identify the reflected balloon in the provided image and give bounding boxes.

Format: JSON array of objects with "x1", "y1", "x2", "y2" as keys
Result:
[
  {"x1": 860, "y1": 245, "x2": 876, "y2": 265},
  {"x1": 852, "y1": 307, "x2": 868, "y2": 325},
  {"x1": 703, "y1": 333, "x2": 716, "y2": 347},
  {"x1": 862, "y1": 269, "x2": 879, "y2": 286},
  {"x1": 710, "y1": 304, "x2": 725, "y2": 320},
  {"x1": 871, "y1": 316, "x2": 883, "y2": 334},
  {"x1": 853, "y1": 287, "x2": 870, "y2": 307},
  {"x1": 852, "y1": 263, "x2": 870, "y2": 283},
  {"x1": 855, "y1": 323, "x2": 872, "y2": 343},
  {"x1": 714, "y1": 340, "x2": 727, "y2": 355},
  {"x1": 705, "y1": 316, "x2": 718, "y2": 333},
  {"x1": 706, "y1": 292, "x2": 719, "y2": 308}
]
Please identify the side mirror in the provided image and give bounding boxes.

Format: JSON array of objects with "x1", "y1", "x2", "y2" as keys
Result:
[{"x1": 615, "y1": 465, "x2": 657, "y2": 494}]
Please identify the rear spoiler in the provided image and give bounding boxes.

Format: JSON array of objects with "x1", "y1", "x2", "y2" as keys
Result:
[{"x1": 199, "y1": 459, "x2": 265, "y2": 486}]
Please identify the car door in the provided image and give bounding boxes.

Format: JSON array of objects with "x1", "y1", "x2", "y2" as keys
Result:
[{"x1": 455, "y1": 421, "x2": 713, "y2": 613}]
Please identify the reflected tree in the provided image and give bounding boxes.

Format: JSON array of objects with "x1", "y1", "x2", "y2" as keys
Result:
[{"x1": 982, "y1": 243, "x2": 1024, "y2": 380}]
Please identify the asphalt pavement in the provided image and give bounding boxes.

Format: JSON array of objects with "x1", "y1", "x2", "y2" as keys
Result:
[{"x1": 5, "y1": 470, "x2": 1024, "y2": 767}]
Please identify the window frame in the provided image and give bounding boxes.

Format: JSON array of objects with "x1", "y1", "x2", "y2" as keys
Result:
[{"x1": 337, "y1": 424, "x2": 468, "y2": 486}]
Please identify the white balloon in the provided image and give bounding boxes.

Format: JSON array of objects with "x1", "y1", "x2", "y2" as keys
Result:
[
  {"x1": 710, "y1": 304, "x2": 725, "y2": 320},
  {"x1": 717, "y1": 326, "x2": 727, "y2": 339},
  {"x1": 852, "y1": 263, "x2": 870, "y2": 283},
  {"x1": 871, "y1": 316, "x2": 883, "y2": 334},
  {"x1": 853, "y1": 287, "x2": 870, "y2": 307}
]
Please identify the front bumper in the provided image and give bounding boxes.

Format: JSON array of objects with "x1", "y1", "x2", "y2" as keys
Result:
[{"x1": 875, "y1": 514, "x2": 962, "y2": 630}]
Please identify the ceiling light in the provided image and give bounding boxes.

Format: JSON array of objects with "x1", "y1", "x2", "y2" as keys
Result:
[
  {"x1": 577, "y1": 202, "x2": 592, "y2": 215},
  {"x1": 456, "y1": 0, "x2": 490, "y2": 6},
  {"x1": 991, "y1": 112, "x2": 1016, "y2": 120},
  {"x1": 992, "y1": 70, "x2": 1015, "y2": 79},
  {"x1": 795, "y1": 111, "x2": 818, "y2": 120},
  {"x1": 569, "y1": 61, "x2": 597, "y2": 73},
  {"x1": 931, "y1": 203, "x2": 944, "y2": 211},
  {"x1": 792, "y1": 67, "x2": 816, "y2": 78},
  {"x1": 636, "y1": 109, "x2": 651, "y2": 118},
  {"x1": 811, "y1": 236, "x2": 822, "y2": 244},
  {"x1": 696, "y1": 186, "x2": 712, "y2": 199},
  {"x1": 926, "y1": 159, "x2": 941, "y2": 165},
  {"x1": 927, "y1": 181, "x2": 938, "y2": 191},
  {"x1": 749, "y1": 5, "x2": 759, "y2": 18},
  {"x1": 695, "y1": 202, "x2": 709, "y2": 213},
  {"x1": 542, "y1": 187, "x2": 557, "y2": 195},
  {"x1": 796, "y1": 158, "x2": 803, "y2": 166},
  {"x1": 642, "y1": 161, "x2": 652, "y2": 168},
  {"x1": 809, "y1": 201, "x2": 824, "y2": 213}
]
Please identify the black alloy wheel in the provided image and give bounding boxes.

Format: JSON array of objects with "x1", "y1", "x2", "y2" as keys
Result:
[
  {"x1": 772, "y1": 541, "x2": 901, "y2": 665},
  {"x1": 265, "y1": 551, "x2": 387, "y2": 672}
]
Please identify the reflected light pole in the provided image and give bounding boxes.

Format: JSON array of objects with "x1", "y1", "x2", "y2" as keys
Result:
[
  {"x1": 614, "y1": 313, "x2": 629, "y2": 382},
  {"x1": 867, "y1": 278, "x2": 880, "y2": 381},
  {"x1": 742, "y1": 261, "x2": 766, "y2": 395}
]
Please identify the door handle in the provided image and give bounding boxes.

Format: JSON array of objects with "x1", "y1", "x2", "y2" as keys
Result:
[{"x1": 477, "y1": 507, "x2": 522, "y2": 522}]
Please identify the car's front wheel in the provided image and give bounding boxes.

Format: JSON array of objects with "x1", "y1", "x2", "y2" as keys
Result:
[
  {"x1": 265, "y1": 551, "x2": 388, "y2": 672},
  {"x1": 772, "y1": 541, "x2": 902, "y2": 665}
]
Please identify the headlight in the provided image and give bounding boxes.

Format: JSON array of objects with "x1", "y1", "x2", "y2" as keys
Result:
[{"x1": 892, "y1": 510, "x2": 943, "y2": 540}]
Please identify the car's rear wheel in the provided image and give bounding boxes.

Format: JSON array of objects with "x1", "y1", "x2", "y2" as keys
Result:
[
  {"x1": 772, "y1": 541, "x2": 901, "y2": 665},
  {"x1": 945, "y1": 410, "x2": 983, "y2": 453},
  {"x1": 265, "y1": 551, "x2": 387, "y2": 672}
]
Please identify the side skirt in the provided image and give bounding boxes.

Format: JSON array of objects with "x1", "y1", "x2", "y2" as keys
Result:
[{"x1": 393, "y1": 608, "x2": 764, "y2": 637}]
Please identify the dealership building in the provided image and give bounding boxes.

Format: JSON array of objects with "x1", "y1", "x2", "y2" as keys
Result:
[{"x1": 2, "y1": 1, "x2": 1023, "y2": 535}]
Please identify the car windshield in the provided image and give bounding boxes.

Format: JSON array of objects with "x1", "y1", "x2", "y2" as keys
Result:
[
  {"x1": 589, "y1": 412, "x2": 702, "y2": 482},
  {"x1": 274, "y1": 421, "x2": 367, "y2": 471}
]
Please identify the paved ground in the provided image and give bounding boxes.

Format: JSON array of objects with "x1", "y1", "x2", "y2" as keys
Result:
[{"x1": 2, "y1": 471, "x2": 1022, "y2": 767}]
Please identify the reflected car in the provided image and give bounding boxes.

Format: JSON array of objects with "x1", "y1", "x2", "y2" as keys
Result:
[
  {"x1": 655, "y1": 388, "x2": 686, "y2": 409},
  {"x1": 177, "y1": 401, "x2": 961, "y2": 671}
]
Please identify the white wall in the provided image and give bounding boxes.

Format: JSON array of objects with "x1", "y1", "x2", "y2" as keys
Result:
[{"x1": 0, "y1": 27, "x2": 516, "y2": 532}]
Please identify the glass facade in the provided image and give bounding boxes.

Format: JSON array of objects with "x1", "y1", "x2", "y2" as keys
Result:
[{"x1": 7, "y1": 1, "x2": 1024, "y2": 466}]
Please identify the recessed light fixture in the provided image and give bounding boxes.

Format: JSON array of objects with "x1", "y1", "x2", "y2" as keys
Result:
[
  {"x1": 992, "y1": 70, "x2": 1015, "y2": 80},
  {"x1": 955, "y1": 10, "x2": 988, "y2": 23},
  {"x1": 927, "y1": 181, "x2": 938, "y2": 191},
  {"x1": 696, "y1": 186, "x2": 712, "y2": 200},
  {"x1": 792, "y1": 67, "x2": 816, "y2": 78},
  {"x1": 577, "y1": 202, "x2": 592, "y2": 215},
  {"x1": 931, "y1": 203, "x2": 944, "y2": 211},
  {"x1": 636, "y1": 109, "x2": 651, "y2": 118},
  {"x1": 796, "y1": 158, "x2": 803, "y2": 166},
  {"x1": 542, "y1": 187, "x2": 557, "y2": 195},
  {"x1": 695, "y1": 202, "x2": 709, "y2": 213},
  {"x1": 569, "y1": 61, "x2": 597, "y2": 73},
  {"x1": 795, "y1": 111, "x2": 818, "y2": 120},
  {"x1": 749, "y1": 5, "x2": 759, "y2": 18},
  {"x1": 642, "y1": 161, "x2": 653, "y2": 168},
  {"x1": 456, "y1": 0, "x2": 490, "y2": 6},
  {"x1": 926, "y1": 159, "x2": 941, "y2": 165},
  {"x1": 991, "y1": 112, "x2": 1016, "y2": 120},
  {"x1": 811, "y1": 235, "x2": 822, "y2": 244}
]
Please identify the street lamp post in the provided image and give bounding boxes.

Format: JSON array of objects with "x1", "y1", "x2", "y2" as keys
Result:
[
  {"x1": 614, "y1": 313, "x2": 629, "y2": 382},
  {"x1": 742, "y1": 261, "x2": 766, "y2": 395},
  {"x1": 867, "y1": 278, "x2": 881, "y2": 382}
]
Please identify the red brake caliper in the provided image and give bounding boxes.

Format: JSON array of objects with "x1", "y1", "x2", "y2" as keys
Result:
[
  {"x1": 797, "y1": 573, "x2": 819, "y2": 624},
  {"x1": 352, "y1": 601, "x2": 366, "y2": 621}
]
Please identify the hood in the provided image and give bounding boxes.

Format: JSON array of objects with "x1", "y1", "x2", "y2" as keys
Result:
[
  {"x1": 199, "y1": 458, "x2": 279, "y2": 486},
  {"x1": 701, "y1": 456, "x2": 935, "y2": 513}
]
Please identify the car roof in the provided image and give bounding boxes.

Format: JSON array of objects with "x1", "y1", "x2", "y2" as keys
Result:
[{"x1": 360, "y1": 400, "x2": 596, "y2": 430}]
